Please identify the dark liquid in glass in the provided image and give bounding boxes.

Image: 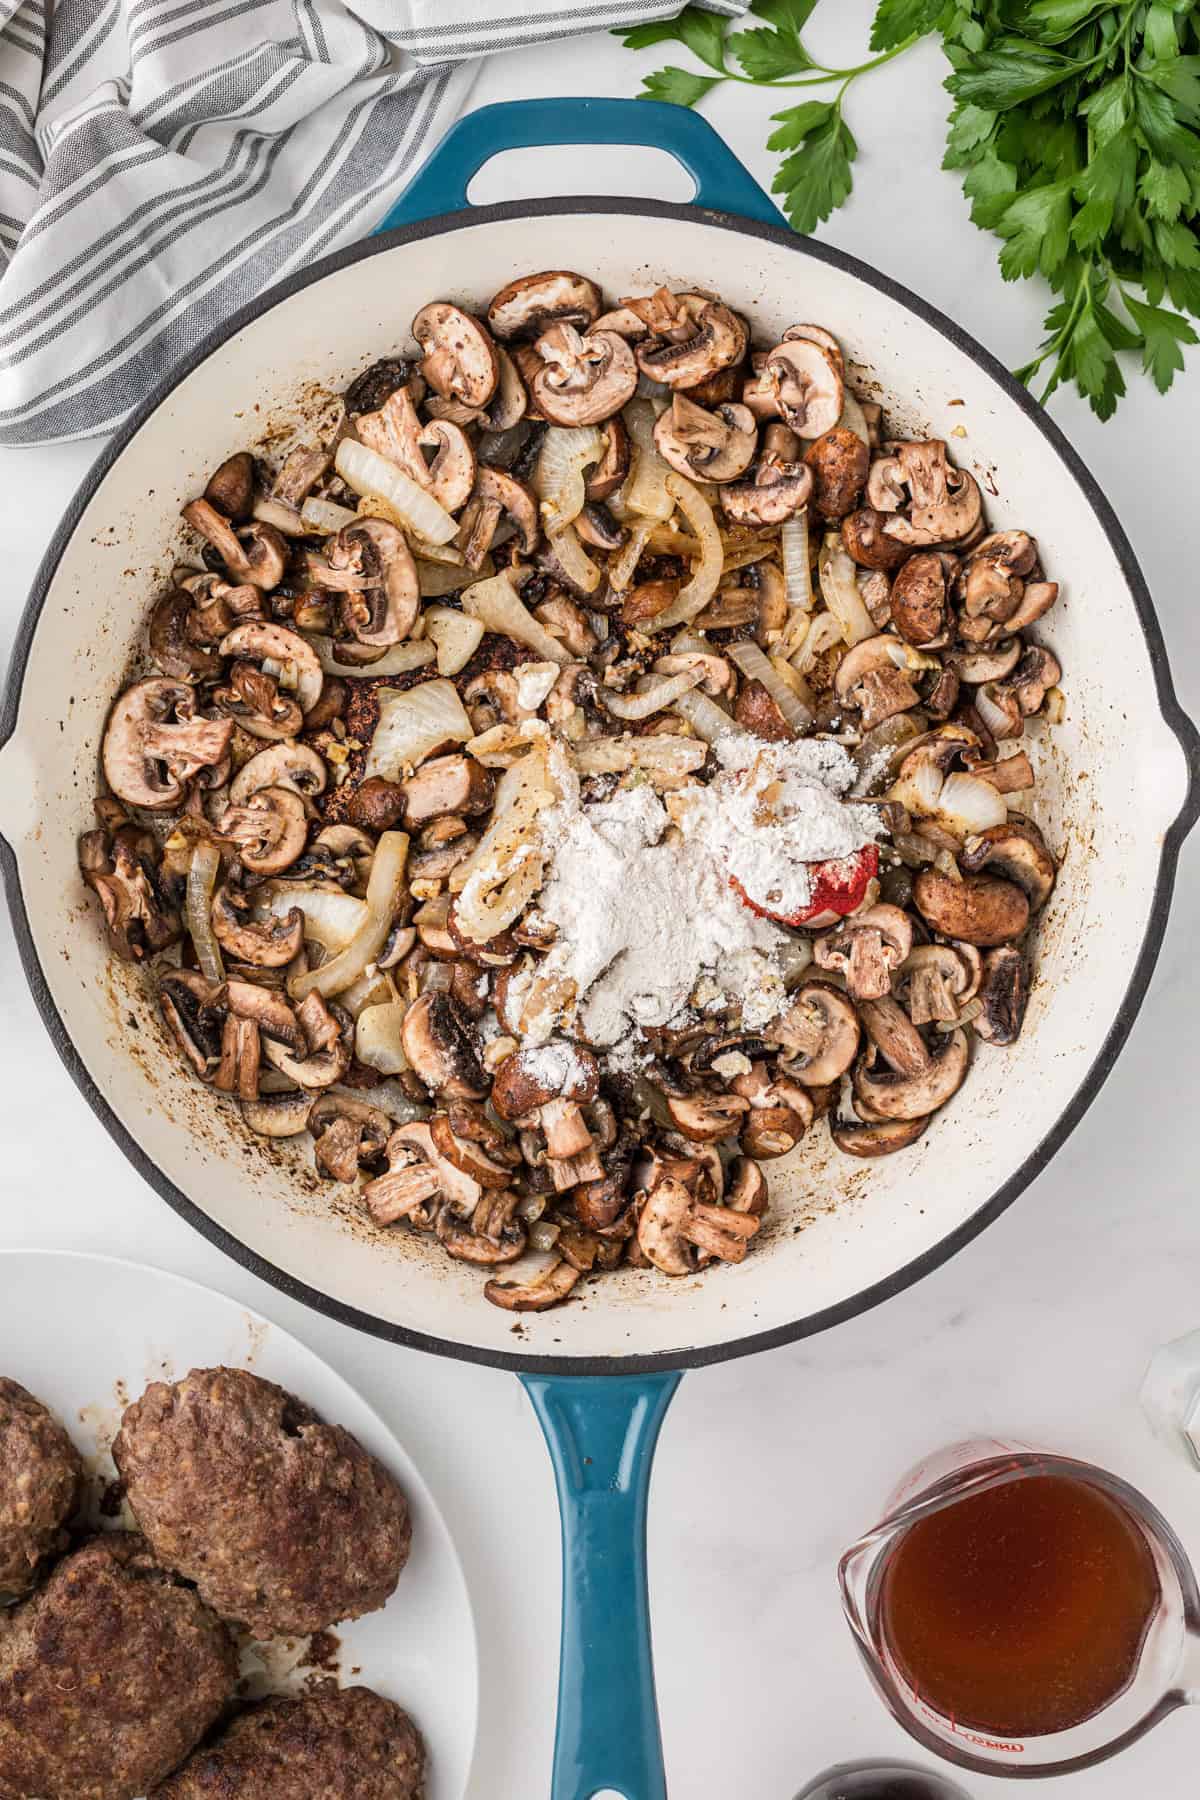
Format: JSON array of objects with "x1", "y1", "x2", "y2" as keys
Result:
[
  {"x1": 796, "y1": 1765, "x2": 969, "y2": 1798},
  {"x1": 879, "y1": 1471, "x2": 1161, "y2": 1737}
]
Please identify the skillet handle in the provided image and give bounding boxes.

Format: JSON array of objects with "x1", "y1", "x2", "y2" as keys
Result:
[
  {"x1": 374, "y1": 97, "x2": 788, "y2": 233},
  {"x1": 521, "y1": 1371, "x2": 681, "y2": 1800}
]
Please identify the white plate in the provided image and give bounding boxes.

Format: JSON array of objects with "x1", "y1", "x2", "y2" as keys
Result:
[{"x1": 0, "y1": 1250, "x2": 478, "y2": 1800}]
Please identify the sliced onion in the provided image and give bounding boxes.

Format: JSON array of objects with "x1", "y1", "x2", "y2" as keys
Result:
[
  {"x1": 263, "y1": 885, "x2": 367, "y2": 954},
  {"x1": 728, "y1": 640, "x2": 814, "y2": 732},
  {"x1": 461, "y1": 571, "x2": 571, "y2": 664},
  {"x1": 547, "y1": 521, "x2": 601, "y2": 596},
  {"x1": 890, "y1": 753, "x2": 944, "y2": 820},
  {"x1": 291, "y1": 830, "x2": 410, "y2": 1000},
  {"x1": 309, "y1": 636, "x2": 436, "y2": 679},
  {"x1": 452, "y1": 746, "x2": 558, "y2": 942},
  {"x1": 571, "y1": 734, "x2": 707, "y2": 778},
  {"x1": 642, "y1": 475, "x2": 723, "y2": 633},
  {"x1": 186, "y1": 843, "x2": 224, "y2": 983},
  {"x1": 365, "y1": 678, "x2": 473, "y2": 781},
  {"x1": 330, "y1": 1078, "x2": 428, "y2": 1126},
  {"x1": 781, "y1": 511, "x2": 812, "y2": 612},
  {"x1": 418, "y1": 556, "x2": 490, "y2": 597},
  {"x1": 851, "y1": 713, "x2": 926, "y2": 795},
  {"x1": 937, "y1": 772, "x2": 1008, "y2": 835},
  {"x1": 339, "y1": 969, "x2": 396, "y2": 1018},
  {"x1": 355, "y1": 1000, "x2": 410, "y2": 1074},
  {"x1": 335, "y1": 438, "x2": 456, "y2": 545},
  {"x1": 672, "y1": 687, "x2": 736, "y2": 744},
  {"x1": 623, "y1": 400, "x2": 675, "y2": 520},
  {"x1": 301, "y1": 495, "x2": 358, "y2": 534},
  {"x1": 600, "y1": 670, "x2": 703, "y2": 721},
  {"x1": 791, "y1": 610, "x2": 845, "y2": 674},
  {"x1": 533, "y1": 426, "x2": 603, "y2": 530},
  {"x1": 607, "y1": 518, "x2": 653, "y2": 592},
  {"x1": 838, "y1": 388, "x2": 871, "y2": 448},
  {"x1": 424, "y1": 605, "x2": 485, "y2": 676},
  {"x1": 818, "y1": 531, "x2": 875, "y2": 646},
  {"x1": 252, "y1": 495, "x2": 304, "y2": 535}
]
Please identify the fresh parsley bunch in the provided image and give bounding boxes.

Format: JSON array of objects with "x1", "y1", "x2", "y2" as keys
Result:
[{"x1": 617, "y1": 1, "x2": 1200, "y2": 419}]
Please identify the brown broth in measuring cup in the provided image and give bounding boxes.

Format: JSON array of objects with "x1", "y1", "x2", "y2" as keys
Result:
[{"x1": 878, "y1": 1472, "x2": 1162, "y2": 1737}]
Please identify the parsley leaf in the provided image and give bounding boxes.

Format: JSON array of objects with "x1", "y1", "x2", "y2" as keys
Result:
[
  {"x1": 1123, "y1": 292, "x2": 1199, "y2": 389},
  {"x1": 772, "y1": 115, "x2": 858, "y2": 234},
  {"x1": 767, "y1": 100, "x2": 837, "y2": 151},
  {"x1": 728, "y1": 26, "x2": 811, "y2": 80},
  {"x1": 750, "y1": 0, "x2": 818, "y2": 29},
  {"x1": 997, "y1": 180, "x2": 1074, "y2": 279},
  {"x1": 870, "y1": 0, "x2": 945, "y2": 52},
  {"x1": 947, "y1": 46, "x2": 1080, "y2": 111},
  {"x1": 638, "y1": 67, "x2": 722, "y2": 108}
]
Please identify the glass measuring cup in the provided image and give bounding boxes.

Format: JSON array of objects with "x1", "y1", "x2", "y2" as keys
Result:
[{"x1": 839, "y1": 1440, "x2": 1200, "y2": 1779}]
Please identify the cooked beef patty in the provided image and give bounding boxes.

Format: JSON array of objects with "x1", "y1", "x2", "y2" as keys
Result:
[
  {"x1": 0, "y1": 1376, "x2": 83, "y2": 1598},
  {"x1": 0, "y1": 1532, "x2": 236, "y2": 1800},
  {"x1": 113, "y1": 1367, "x2": 411, "y2": 1637},
  {"x1": 154, "y1": 1686, "x2": 424, "y2": 1799}
]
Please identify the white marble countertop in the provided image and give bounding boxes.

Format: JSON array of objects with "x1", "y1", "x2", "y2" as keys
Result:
[{"x1": 3, "y1": 7, "x2": 1200, "y2": 1797}]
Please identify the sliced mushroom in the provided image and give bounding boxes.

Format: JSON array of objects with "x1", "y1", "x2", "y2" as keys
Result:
[
  {"x1": 854, "y1": 1027, "x2": 970, "y2": 1121},
  {"x1": 457, "y1": 466, "x2": 539, "y2": 570},
  {"x1": 761, "y1": 338, "x2": 844, "y2": 437},
  {"x1": 948, "y1": 638, "x2": 1022, "y2": 685},
  {"x1": 438, "y1": 1190, "x2": 527, "y2": 1265},
  {"x1": 867, "y1": 441, "x2": 982, "y2": 549},
  {"x1": 240, "y1": 1090, "x2": 315, "y2": 1138},
  {"x1": 897, "y1": 941, "x2": 981, "y2": 1025},
  {"x1": 805, "y1": 427, "x2": 869, "y2": 519},
  {"x1": 913, "y1": 868, "x2": 1030, "y2": 947},
  {"x1": 889, "y1": 551, "x2": 956, "y2": 647},
  {"x1": 487, "y1": 271, "x2": 602, "y2": 342},
  {"x1": 78, "y1": 821, "x2": 180, "y2": 962},
  {"x1": 531, "y1": 324, "x2": 638, "y2": 426},
  {"x1": 159, "y1": 970, "x2": 224, "y2": 1078},
  {"x1": 720, "y1": 458, "x2": 813, "y2": 527},
  {"x1": 365, "y1": 1119, "x2": 479, "y2": 1225},
  {"x1": 653, "y1": 396, "x2": 757, "y2": 484},
  {"x1": 731, "y1": 1062, "x2": 815, "y2": 1159},
  {"x1": 767, "y1": 981, "x2": 860, "y2": 1084},
  {"x1": 833, "y1": 635, "x2": 920, "y2": 731},
  {"x1": 830, "y1": 1113, "x2": 929, "y2": 1157},
  {"x1": 309, "y1": 1093, "x2": 391, "y2": 1183},
  {"x1": 485, "y1": 1258, "x2": 582, "y2": 1311},
  {"x1": 212, "y1": 882, "x2": 303, "y2": 966},
  {"x1": 629, "y1": 290, "x2": 748, "y2": 390},
  {"x1": 974, "y1": 945, "x2": 1030, "y2": 1046},
  {"x1": 325, "y1": 518, "x2": 420, "y2": 652},
  {"x1": 148, "y1": 588, "x2": 223, "y2": 680},
  {"x1": 841, "y1": 508, "x2": 913, "y2": 573},
  {"x1": 401, "y1": 993, "x2": 486, "y2": 1100},
  {"x1": 181, "y1": 499, "x2": 287, "y2": 590},
  {"x1": 229, "y1": 741, "x2": 327, "y2": 806},
  {"x1": 218, "y1": 786, "x2": 309, "y2": 876},
  {"x1": 575, "y1": 503, "x2": 625, "y2": 552},
  {"x1": 814, "y1": 904, "x2": 913, "y2": 1000},
  {"x1": 261, "y1": 992, "x2": 351, "y2": 1089},
  {"x1": 399, "y1": 755, "x2": 494, "y2": 827},
  {"x1": 726, "y1": 1157, "x2": 769, "y2": 1216},
  {"x1": 1009, "y1": 645, "x2": 1062, "y2": 717},
  {"x1": 664, "y1": 1089, "x2": 750, "y2": 1142},
  {"x1": 585, "y1": 416, "x2": 631, "y2": 502},
  {"x1": 955, "y1": 530, "x2": 1037, "y2": 626},
  {"x1": 212, "y1": 1012, "x2": 261, "y2": 1101},
  {"x1": 412, "y1": 303, "x2": 498, "y2": 409},
  {"x1": 636, "y1": 1164, "x2": 759, "y2": 1275},
  {"x1": 204, "y1": 451, "x2": 255, "y2": 521},
  {"x1": 102, "y1": 678, "x2": 233, "y2": 810},
  {"x1": 959, "y1": 816, "x2": 1056, "y2": 911},
  {"x1": 430, "y1": 1101, "x2": 521, "y2": 1188}
]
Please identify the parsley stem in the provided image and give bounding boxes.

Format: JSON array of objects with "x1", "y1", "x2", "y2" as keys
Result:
[{"x1": 710, "y1": 31, "x2": 921, "y2": 91}]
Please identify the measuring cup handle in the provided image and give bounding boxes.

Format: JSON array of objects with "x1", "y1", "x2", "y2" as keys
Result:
[
  {"x1": 375, "y1": 97, "x2": 788, "y2": 232},
  {"x1": 522, "y1": 1371, "x2": 681, "y2": 1800}
]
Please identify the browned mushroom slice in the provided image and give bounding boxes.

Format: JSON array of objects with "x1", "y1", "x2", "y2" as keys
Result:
[
  {"x1": 365, "y1": 1120, "x2": 473, "y2": 1226},
  {"x1": 324, "y1": 518, "x2": 419, "y2": 652},
  {"x1": 833, "y1": 635, "x2": 921, "y2": 731},
  {"x1": 79, "y1": 821, "x2": 180, "y2": 962},
  {"x1": 309, "y1": 1094, "x2": 392, "y2": 1183},
  {"x1": 398, "y1": 754, "x2": 494, "y2": 827},
  {"x1": 401, "y1": 993, "x2": 487, "y2": 1100},
  {"x1": 974, "y1": 945, "x2": 1030, "y2": 1046},
  {"x1": 212, "y1": 882, "x2": 302, "y2": 967},
  {"x1": 653, "y1": 396, "x2": 757, "y2": 484},
  {"x1": 218, "y1": 786, "x2": 309, "y2": 877},
  {"x1": 888, "y1": 551, "x2": 957, "y2": 647},
  {"x1": 585, "y1": 416, "x2": 631, "y2": 502},
  {"x1": 947, "y1": 637, "x2": 1022, "y2": 686},
  {"x1": 260, "y1": 991, "x2": 351, "y2": 1089},
  {"x1": 102, "y1": 678, "x2": 233, "y2": 810},
  {"x1": 531, "y1": 324, "x2": 638, "y2": 426},
  {"x1": 898, "y1": 941, "x2": 982, "y2": 1025},
  {"x1": 955, "y1": 529, "x2": 1037, "y2": 628},
  {"x1": 636, "y1": 1168, "x2": 760, "y2": 1274},
  {"x1": 204, "y1": 451, "x2": 255, "y2": 520},
  {"x1": 804, "y1": 426, "x2": 869, "y2": 519},
  {"x1": 959, "y1": 816, "x2": 1056, "y2": 911},
  {"x1": 212, "y1": 623, "x2": 323, "y2": 742},
  {"x1": 720, "y1": 458, "x2": 813, "y2": 527},
  {"x1": 725, "y1": 1157, "x2": 768, "y2": 1217},
  {"x1": 487, "y1": 271, "x2": 602, "y2": 342},
  {"x1": 182, "y1": 498, "x2": 287, "y2": 590},
  {"x1": 1008, "y1": 645, "x2": 1062, "y2": 717},
  {"x1": 159, "y1": 970, "x2": 225, "y2": 1078},
  {"x1": 762, "y1": 338, "x2": 844, "y2": 437},
  {"x1": 412, "y1": 302, "x2": 499, "y2": 408},
  {"x1": 814, "y1": 904, "x2": 914, "y2": 1001},
  {"x1": 869, "y1": 441, "x2": 982, "y2": 549},
  {"x1": 148, "y1": 588, "x2": 224, "y2": 680},
  {"x1": 767, "y1": 981, "x2": 860, "y2": 1084},
  {"x1": 438, "y1": 1190, "x2": 527, "y2": 1265},
  {"x1": 782, "y1": 322, "x2": 845, "y2": 375},
  {"x1": 630, "y1": 291, "x2": 749, "y2": 390},
  {"x1": 731, "y1": 1063, "x2": 815, "y2": 1159},
  {"x1": 346, "y1": 777, "x2": 407, "y2": 834},
  {"x1": 491, "y1": 1043, "x2": 599, "y2": 1120},
  {"x1": 856, "y1": 995, "x2": 930, "y2": 1077},
  {"x1": 853, "y1": 1026, "x2": 970, "y2": 1122},
  {"x1": 230, "y1": 742, "x2": 326, "y2": 809},
  {"x1": 429, "y1": 1102, "x2": 520, "y2": 1188},
  {"x1": 272, "y1": 446, "x2": 330, "y2": 508},
  {"x1": 457, "y1": 466, "x2": 539, "y2": 570},
  {"x1": 485, "y1": 1258, "x2": 582, "y2": 1311},
  {"x1": 664, "y1": 1089, "x2": 750, "y2": 1142},
  {"x1": 830, "y1": 1113, "x2": 929, "y2": 1157},
  {"x1": 841, "y1": 508, "x2": 913, "y2": 572},
  {"x1": 913, "y1": 867, "x2": 1031, "y2": 946},
  {"x1": 212, "y1": 1012, "x2": 261, "y2": 1101}
]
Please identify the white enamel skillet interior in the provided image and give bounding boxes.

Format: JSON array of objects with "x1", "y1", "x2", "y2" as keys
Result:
[{"x1": 1, "y1": 198, "x2": 1197, "y2": 1375}]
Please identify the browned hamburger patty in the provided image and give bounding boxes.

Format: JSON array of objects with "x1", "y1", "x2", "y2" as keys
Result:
[
  {"x1": 153, "y1": 1686, "x2": 425, "y2": 1799},
  {"x1": 113, "y1": 1367, "x2": 411, "y2": 1638},
  {"x1": 0, "y1": 1532, "x2": 236, "y2": 1800},
  {"x1": 0, "y1": 1376, "x2": 84, "y2": 1598}
]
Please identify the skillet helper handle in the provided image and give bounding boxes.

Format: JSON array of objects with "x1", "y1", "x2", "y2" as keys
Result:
[
  {"x1": 522, "y1": 1372, "x2": 681, "y2": 1800},
  {"x1": 375, "y1": 96, "x2": 788, "y2": 232}
]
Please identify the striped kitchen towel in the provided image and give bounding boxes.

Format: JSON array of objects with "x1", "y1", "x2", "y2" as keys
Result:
[{"x1": 0, "y1": 0, "x2": 746, "y2": 447}]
